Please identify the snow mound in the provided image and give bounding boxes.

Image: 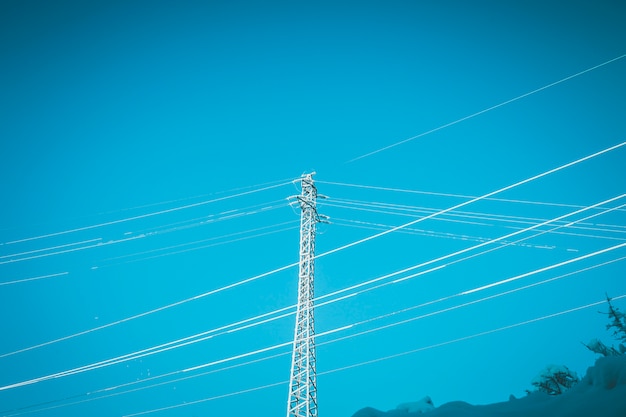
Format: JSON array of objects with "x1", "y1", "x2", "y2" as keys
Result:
[
  {"x1": 350, "y1": 356, "x2": 626, "y2": 417},
  {"x1": 396, "y1": 396, "x2": 434, "y2": 413}
]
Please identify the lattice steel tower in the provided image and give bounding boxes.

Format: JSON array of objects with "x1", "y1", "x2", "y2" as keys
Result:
[{"x1": 287, "y1": 173, "x2": 325, "y2": 417}]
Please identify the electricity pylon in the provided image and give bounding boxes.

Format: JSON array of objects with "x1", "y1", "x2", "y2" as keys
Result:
[{"x1": 287, "y1": 173, "x2": 326, "y2": 417}]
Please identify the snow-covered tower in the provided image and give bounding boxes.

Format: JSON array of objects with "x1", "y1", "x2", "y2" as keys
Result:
[{"x1": 287, "y1": 173, "x2": 324, "y2": 417}]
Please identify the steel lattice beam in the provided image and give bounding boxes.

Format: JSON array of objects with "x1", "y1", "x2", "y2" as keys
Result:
[{"x1": 287, "y1": 173, "x2": 321, "y2": 417}]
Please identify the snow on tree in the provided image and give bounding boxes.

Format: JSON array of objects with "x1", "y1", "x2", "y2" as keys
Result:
[
  {"x1": 585, "y1": 296, "x2": 626, "y2": 357},
  {"x1": 530, "y1": 364, "x2": 579, "y2": 395}
]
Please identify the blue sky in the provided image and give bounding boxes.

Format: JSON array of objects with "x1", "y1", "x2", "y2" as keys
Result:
[{"x1": 1, "y1": 1, "x2": 625, "y2": 416}]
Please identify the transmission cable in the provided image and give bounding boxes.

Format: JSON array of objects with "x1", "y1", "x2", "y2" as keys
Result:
[
  {"x1": 3, "y1": 180, "x2": 295, "y2": 246},
  {"x1": 318, "y1": 180, "x2": 626, "y2": 212},
  {"x1": 321, "y1": 197, "x2": 626, "y2": 236},
  {"x1": 0, "y1": 272, "x2": 69, "y2": 287},
  {"x1": 1, "y1": 200, "x2": 291, "y2": 265},
  {"x1": 2, "y1": 234, "x2": 623, "y2": 392},
  {"x1": 1, "y1": 190, "x2": 621, "y2": 367},
  {"x1": 346, "y1": 53, "x2": 626, "y2": 162},
  {"x1": 1, "y1": 143, "x2": 622, "y2": 362},
  {"x1": 120, "y1": 293, "x2": 626, "y2": 417},
  {"x1": 5, "y1": 257, "x2": 624, "y2": 415}
]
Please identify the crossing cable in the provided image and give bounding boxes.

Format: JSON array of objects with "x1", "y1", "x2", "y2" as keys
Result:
[
  {"x1": 1, "y1": 144, "x2": 622, "y2": 359},
  {"x1": 0, "y1": 272, "x2": 69, "y2": 287},
  {"x1": 1, "y1": 196, "x2": 621, "y2": 395},
  {"x1": 330, "y1": 214, "x2": 626, "y2": 245},
  {"x1": 317, "y1": 200, "x2": 626, "y2": 302},
  {"x1": 335, "y1": 218, "x2": 626, "y2": 247},
  {"x1": 332, "y1": 218, "x2": 568, "y2": 250},
  {"x1": 96, "y1": 220, "x2": 300, "y2": 268},
  {"x1": 0, "y1": 238, "x2": 103, "y2": 261},
  {"x1": 315, "y1": 194, "x2": 626, "y2": 301},
  {"x1": 0, "y1": 200, "x2": 292, "y2": 265},
  {"x1": 0, "y1": 178, "x2": 296, "y2": 236},
  {"x1": 2, "y1": 232, "x2": 624, "y2": 393},
  {"x1": 317, "y1": 180, "x2": 626, "y2": 212},
  {"x1": 0, "y1": 141, "x2": 623, "y2": 360},
  {"x1": 317, "y1": 295, "x2": 626, "y2": 376},
  {"x1": 125, "y1": 199, "x2": 290, "y2": 236},
  {"x1": 346, "y1": 53, "x2": 626, "y2": 163},
  {"x1": 119, "y1": 294, "x2": 626, "y2": 417},
  {"x1": 316, "y1": 142, "x2": 626, "y2": 260},
  {"x1": 2, "y1": 180, "x2": 295, "y2": 246},
  {"x1": 321, "y1": 198, "x2": 626, "y2": 236},
  {"x1": 4, "y1": 255, "x2": 625, "y2": 415},
  {"x1": 3, "y1": 154, "x2": 624, "y2": 412}
]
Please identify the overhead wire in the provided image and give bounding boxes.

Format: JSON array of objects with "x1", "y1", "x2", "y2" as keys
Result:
[
  {"x1": 322, "y1": 197, "x2": 626, "y2": 236},
  {"x1": 0, "y1": 234, "x2": 145, "y2": 266},
  {"x1": 317, "y1": 294, "x2": 626, "y2": 376},
  {"x1": 120, "y1": 294, "x2": 626, "y2": 417},
  {"x1": 318, "y1": 180, "x2": 626, "y2": 213},
  {"x1": 0, "y1": 202, "x2": 622, "y2": 402},
  {"x1": 314, "y1": 194, "x2": 625, "y2": 300},
  {"x1": 96, "y1": 220, "x2": 299, "y2": 268},
  {"x1": 0, "y1": 272, "x2": 69, "y2": 287},
  {"x1": 0, "y1": 177, "x2": 296, "y2": 237},
  {"x1": 126, "y1": 199, "x2": 290, "y2": 236},
  {"x1": 0, "y1": 200, "x2": 293, "y2": 265},
  {"x1": 1, "y1": 153, "x2": 622, "y2": 360},
  {"x1": 345, "y1": 53, "x2": 626, "y2": 162},
  {"x1": 315, "y1": 142, "x2": 626, "y2": 260},
  {"x1": 1, "y1": 143, "x2": 622, "y2": 400},
  {"x1": 331, "y1": 218, "x2": 546, "y2": 249},
  {"x1": 0, "y1": 238, "x2": 103, "y2": 260},
  {"x1": 2, "y1": 180, "x2": 295, "y2": 246},
  {"x1": 5, "y1": 252, "x2": 625, "y2": 415},
  {"x1": 331, "y1": 214, "x2": 626, "y2": 246},
  {"x1": 321, "y1": 202, "x2": 626, "y2": 305},
  {"x1": 2, "y1": 230, "x2": 624, "y2": 392}
]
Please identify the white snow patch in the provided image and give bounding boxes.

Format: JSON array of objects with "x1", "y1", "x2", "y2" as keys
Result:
[
  {"x1": 396, "y1": 396, "x2": 434, "y2": 413},
  {"x1": 352, "y1": 356, "x2": 626, "y2": 417}
]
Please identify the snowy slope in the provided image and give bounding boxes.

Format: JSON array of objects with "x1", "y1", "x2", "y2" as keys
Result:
[{"x1": 352, "y1": 356, "x2": 626, "y2": 417}]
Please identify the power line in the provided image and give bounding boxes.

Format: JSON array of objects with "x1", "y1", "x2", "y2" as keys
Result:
[
  {"x1": 324, "y1": 202, "x2": 626, "y2": 303},
  {"x1": 329, "y1": 247, "x2": 626, "y2": 343},
  {"x1": 0, "y1": 238, "x2": 102, "y2": 260},
  {"x1": 1, "y1": 191, "x2": 621, "y2": 369},
  {"x1": 0, "y1": 235, "x2": 144, "y2": 266},
  {"x1": 1, "y1": 202, "x2": 626, "y2": 402},
  {"x1": 6, "y1": 254, "x2": 624, "y2": 415},
  {"x1": 0, "y1": 272, "x2": 69, "y2": 287},
  {"x1": 3, "y1": 180, "x2": 295, "y2": 246},
  {"x1": 314, "y1": 195, "x2": 625, "y2": 299},
  {"x1": 317, "y1": 181, "x2": 626, "y2": 213},
  {"x1": 2, "y1": 235, "x2": 623, "y2": 393},
  {"x1": 345, "y1": 53, "x2": 626, "y2": 163},
  {"x1": 318, "y1": 142, "x2": 626, "y2": 260},
  {"x1": 126, "y1": 199, "x2": 289, "y2": 236},
  {"x1": 0, "y1": 260, "x2": 299, "y2": 359},
  {"x1": 0, "y1": 178, "x2": 296, "y2": 236},
  {"x1": 0, "y1": 200, "x2": 292, "y2": 265},
  {"x1": 329, "y1": 209, "x2": 626, "y2": 245},
  {"x1": 318, "y1": 294, "x2": 626, "y2": 376},
  {"x1": 119, "y1": 294, "x2": 626, "y2": 417},
  {"x1": 2, "y1": 143, "x2": 621, "y2": 364},
  {"x1": 322, "y1": 197, "x2": 626, "y2": 235},
  {"x1": 96, "y1": 220, "x2": 299, "y2": 268}
]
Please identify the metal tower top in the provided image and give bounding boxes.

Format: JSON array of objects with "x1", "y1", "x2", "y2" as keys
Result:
[{"x1": 287, "y1": 173, "x2": 322, "y2": 417}]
